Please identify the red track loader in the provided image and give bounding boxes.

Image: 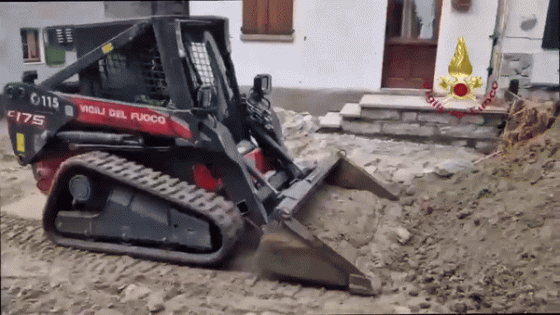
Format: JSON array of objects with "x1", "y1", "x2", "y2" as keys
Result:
[{"x1": 2, "y1": 16, "x2": 398, "y2": 295}]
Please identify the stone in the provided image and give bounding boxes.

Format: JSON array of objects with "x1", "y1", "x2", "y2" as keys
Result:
[
  {"x1": 361, "y1": 109, "x2": 401, "y2": 120},
  {"x1": 475, "y1": 140, "x2": 498, "y2": 154},
  {"x1": 146, "y1": 291, "x2": 165, "y2": 313},
  {"x1": 120, "y1": 284, "x2": 152, "y2": 303},
  {"x1": 438, "y1": 124, "x2": 499, "y2": 139},
  {"x1": 318, "y1": 112, "x2": 342, "y2": 129},
  {"x1": 340, "y1": 103, "x2": 361, "y2": 118},
  {"x1": 164, "y1": 294, "x2": 193, "y2": 313},
  {"x1": 452, "y1": 301, "x2": 468, "y2": 313},
  {"x1": 341, "y1": 120, "x2": 382, "y2": 135},
  {"x1": 382, "y1": 122, "x2": 435, "y2": 137},
  {"x1": 392, "y1": 168, "x2": 416, "y2": 183},
  {"x1": 419, "y1": 302, "x2": 431, "y2": 309},
  {"x1": 460, "y1": 114, "x2": 485, "y2": 125},
  {"x1": 370, "y1": 274, "x2": 383, "y2": 296},
  {"x1": 96, "y1": 309, "x2": 124, "y2": 315},
  {"x1": 392, "y1": 306, "x2": 412, "y2": 314},
  {"x1": 433, "y1": 159, "x2": 474, "y2": 177},
  {"x1": 402, "y1": 112, "x2": 418, "y2": 122},
  {"x1": 385, "y1": 203, "x2": 403, "y2": 218},
  {"x1": 522, "y1": 164, "x2": 543, "y2": 184},
  {"x1": 457, "y1": 209, "x2": 472, "y2": 219},
  {"x1": 395, "y1": 227, "x2": 411, "y2": 244},
  {"x1": 417, "y1": 112, "x2": 459, "y2": 124}
]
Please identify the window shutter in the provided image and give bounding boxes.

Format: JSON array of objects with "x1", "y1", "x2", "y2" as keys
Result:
[
  {"x1": 242, "y1": 0, "x2": 259, "y2": 34},
  {"x1": 268, "y1": 0, "x2": 293, "y2": 35},
  {"x1": 242, "y1": 0, "x2": 294, "y2": 35}
]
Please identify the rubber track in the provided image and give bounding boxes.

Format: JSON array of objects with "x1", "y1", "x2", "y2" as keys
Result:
[{"x1": 43, "y1": 151, "x2": 245, "y2": 266}]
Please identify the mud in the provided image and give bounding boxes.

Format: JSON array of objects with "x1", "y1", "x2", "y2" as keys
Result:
[{"x1": 2, "y1": 115, "x2": 560, "y2": 314}]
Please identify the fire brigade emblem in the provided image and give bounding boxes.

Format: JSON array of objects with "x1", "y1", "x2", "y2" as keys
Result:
[{"x1": 438, "y1": 37, "x2": 482, "y2": 102}]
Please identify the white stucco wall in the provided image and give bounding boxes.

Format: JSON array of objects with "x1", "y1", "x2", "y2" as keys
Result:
[
  {"x1": 500, "y1": 0, "x2": 559, "y2": 86},
  {"x1": 190, "y1": 0, "x2": 387, "y2": 91},
  {"x1": 433, "y1": 0, "x2": 499, "y2": 95},
  {"x1": 0, "y1": 2, "x2": 112, "y2": 89}
]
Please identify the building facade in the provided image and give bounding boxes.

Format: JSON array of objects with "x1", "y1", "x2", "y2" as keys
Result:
[{"x1": 1, "y1": 1, "x2": 558, "y2": 102}]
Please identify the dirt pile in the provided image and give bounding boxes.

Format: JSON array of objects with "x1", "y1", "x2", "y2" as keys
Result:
[
  {"x1": 501, "y1": 98, "x2": 559, "y2": 152},
  {"x1": 401, "y1": 117, "x2": 560, "y2": 313}
]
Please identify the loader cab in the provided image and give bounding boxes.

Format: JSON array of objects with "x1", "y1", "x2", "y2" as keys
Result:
[{"x1": 44, "y1": 17, "x2": 242, "y2": 112}]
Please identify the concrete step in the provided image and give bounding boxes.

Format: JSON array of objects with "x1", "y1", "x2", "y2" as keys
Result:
[
  {"x1": 318, "y1": 112, "x2": 342, "y2": 129},
  {"x1": 339, "y1": 103, "x2": 361, "y2": 118},
  {"x1": 330, "y1": 94, "x2": 509, "y2": 152},
  {"x1": 359, "y1": 94, "x2": 508, "y2": 114}
]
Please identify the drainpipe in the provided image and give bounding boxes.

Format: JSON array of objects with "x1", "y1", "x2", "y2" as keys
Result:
[{"x1": 486, "y1": 0, "x2": 508, "y2": 93}]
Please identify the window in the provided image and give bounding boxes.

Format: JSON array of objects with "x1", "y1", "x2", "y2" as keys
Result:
[
  {"x1": 386, "y1": 0, "x2": 438, "y2": 41},
  {"x1": 20, "y1": 28, "x2": 42, "y2": 63},
  {"x1": 542, "y1": 0, "x2": 559, "y2": 49},
  {"x1": 241, "y1": 0, "x2": 294, "y2": 42}
]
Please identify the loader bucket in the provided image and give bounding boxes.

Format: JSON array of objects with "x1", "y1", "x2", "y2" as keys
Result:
[{"x1": 256, "y1": 152, "x2": 398, "y2": 295}]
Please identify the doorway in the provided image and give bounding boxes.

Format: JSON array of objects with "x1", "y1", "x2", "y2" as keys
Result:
[{"x1": 381, "y1": 0, "x2": 442, "y2": 89}]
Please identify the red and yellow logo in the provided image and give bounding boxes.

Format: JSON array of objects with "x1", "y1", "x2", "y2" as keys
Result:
[
  {"x1": 426, "y1": 37, "x2": 498, "y2": 115},
  {"x1": 439, "y1": 37, "x2": 483, "y2": 101}
]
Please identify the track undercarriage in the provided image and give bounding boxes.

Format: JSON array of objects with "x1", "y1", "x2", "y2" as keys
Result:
[{"x1": 44, "y1": 151, "x2": 245, "y2": 265}]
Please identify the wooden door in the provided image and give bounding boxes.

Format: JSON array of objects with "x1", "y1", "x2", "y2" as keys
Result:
[{"x1": 381, "y1": 0, "x2": 442, "y2": 89}]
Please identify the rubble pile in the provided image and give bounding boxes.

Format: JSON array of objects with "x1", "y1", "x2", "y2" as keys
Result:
[
  {"x1": 272, "y1": 107, "x2": 319, "y2": 140},
  {"x1": 501, "y1": 99, "x2": 559, "y2": 152}
]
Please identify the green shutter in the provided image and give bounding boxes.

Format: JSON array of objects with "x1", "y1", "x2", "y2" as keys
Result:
[{"x1": 45, "y1": 45, "x2": 65, "y2": 66}]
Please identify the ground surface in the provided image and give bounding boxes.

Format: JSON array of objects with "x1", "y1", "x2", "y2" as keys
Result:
[{"x1": 1, "y1": 113, "x2": 560, "y2": 314}]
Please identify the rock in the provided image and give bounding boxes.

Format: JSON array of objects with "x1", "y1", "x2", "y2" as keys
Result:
[
  {"x1": 355, "y1": 256, "x2": 373, "y2": 273},
  {"x1": 419, "y1": 302, "x2": 431, "y2": 309},
  {"x1": 275, "y1": 284, "x2": 300, "y2": 298},
  {"x1": 404, "y1": 185, "x2": 416, "y2": 196},
  {"x1": 408, "y1": 288, "x2": 420, "y2": 297},
  {"x1": 423, "y1": 275, "x2": 435, "y2": 283},
  {"x1": 552, "y1": 275, "x2": 560, "y2": 283},
  {"x1": 408, "y1": 304, "x2": 421, "y2": 313},
  {"x1": 386, "y1": 203, "x2": 403, "y2": 218},
  {"x1": 146, "y1": 291, "x2": 165, "y2": 313},
  {"x1": 405, "y1": 270, "x2": 418, "y2": 282},
  {"x1": 523, "y1": 164, "x2": 543, "y2": 184},
  {"x1": 452, "y1": 301, "x2": 467, "y2": 313},
  {"x1": 434, "y1": 159, "x2": 474, "y2": 178},
  {"x1": 534, "y1": 289, "x2": 548, "y2": 304},
  {"x1": 96, "y1": 309, "x2": 124, "y2": 315},
  {"x1": 370, "y1": 275, "x2": 382, "y2": 296},
  {"x1": 120, "y1": 284, "x2": 152, "y2": 303},
  {"x1": 457, "y1": 209, "x2": 472, "y2": 219},
  {"x1": 491, "y1": 302, "x2": 505, "y2": 312},
  {"x1": 392, "y1": 305, "x2": 412, "y2": 314},
  {"x1": 164, "y1": 294, "x2": 193, "y2": 313},
  {"x1": 395, "y1": 227, "x2": 411, "y2": 244},
  {"x1": 392, "y1": 168, "x2": 415, "y2": 183}
]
